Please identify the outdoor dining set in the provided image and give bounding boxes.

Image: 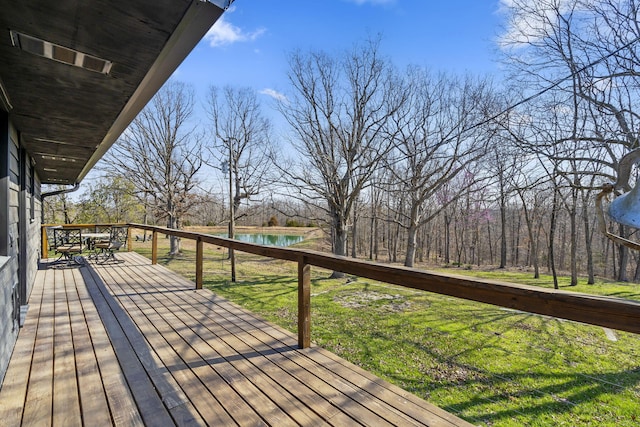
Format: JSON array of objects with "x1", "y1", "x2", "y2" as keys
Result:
[{"x1": 48, "y1": 225, "x2": 128, "y2": 268}]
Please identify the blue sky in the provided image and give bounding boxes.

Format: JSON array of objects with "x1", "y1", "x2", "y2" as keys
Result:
[
  {"x1": 174, "y1": 0, "x2": 507, "y2": 105},
  {"x1": 85, "y1": 1, "x2": 511, "y2": 195}
]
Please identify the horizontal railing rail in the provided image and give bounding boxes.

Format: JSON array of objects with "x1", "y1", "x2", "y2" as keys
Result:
[
  {"x1": 123, "y1": 223, "x2": 640, "y2": 349},
  {"x1": 40, "y1": 223, "x2": 640, "y2": 348}
]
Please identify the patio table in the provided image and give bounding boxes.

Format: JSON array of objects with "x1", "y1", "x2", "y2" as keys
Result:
[{"x1": 84, "y1": 232, "x2": 111, "y2": 259}]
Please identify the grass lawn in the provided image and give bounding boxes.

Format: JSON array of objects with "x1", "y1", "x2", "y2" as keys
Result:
[{"x1": 130, "y1": 230, "x2": 640, "y2": 426}]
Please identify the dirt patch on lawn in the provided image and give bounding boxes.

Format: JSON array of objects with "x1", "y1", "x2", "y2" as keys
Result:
[{"x1": 333, "y1": 290, "x2": 413, "y2": 312}]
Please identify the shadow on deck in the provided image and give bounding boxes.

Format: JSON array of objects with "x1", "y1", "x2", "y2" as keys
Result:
[{"x1": 0, "y1": 252, "x2": 471, "y2": 426}]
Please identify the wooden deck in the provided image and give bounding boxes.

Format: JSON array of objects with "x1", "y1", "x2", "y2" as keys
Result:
[{"x1": 0, "y1": 251, "x2": 472, "y2": 426}]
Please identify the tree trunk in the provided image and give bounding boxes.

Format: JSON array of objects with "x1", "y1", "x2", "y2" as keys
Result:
[
  {"x1": 369, "y1": 204, "x2": 375, "y2": 260},
  {"x1": 392, "y1": 221, "x2": 401, "y2": 263},
  {"x1": 405, "y1": 221, "x2": 418, "y2": 267},
  {"x1": 330, "y1": 208, "x2": 348, "y2": 278},
  {"x1": 582, "y1": 196, "x2": 595, "y2": 284},
  {"x1": 569, "y1": 189, "x2": 578, "y2": 286},
  {"x1": 549, "y1": 188, "x2": 559, "y2": 289},
  {"x1": 167, "y1": 213, "x2": 180, "y2": 255},
  {"x1": 499, "y1": 193, "x2": 507, "y2": 269},
  {"x1": 486, "y1": 217, "x2": 493, "y2": 265},
  {"x1": 167, "y1": 195, "x2": 180, "y2": 255},
  {"x1": 405, "y1": 202, "x2": 420, "y2": 267},
  {"x1": 62, "y1": 196, "x2": 72, "y2": 224},
  {"x1": 521, "y1": 195, "x2": 538, "y2": 280},
  {"x1": 444, "y1": 213, "x2": 451, "y2": 264},
  {"x1": 351, "y1": 199, "x2": 358, "y2": 258},
  {"x1": 618, "y1": 224, "x2": 629, "y2": 282},
  {"x1": 533, "y1": 220, "x2": 541, "y2": 279},
  {"x1": 514, "y1": 211, "x2": 521, "y2": 266},
  {"x1": 633, "y1": 255, "x2": 640, "y2": 282},
  {"x1": 373, "y1": 213, "x2": 379, "y2": 261}
]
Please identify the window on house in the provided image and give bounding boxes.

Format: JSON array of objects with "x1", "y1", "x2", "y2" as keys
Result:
[{"x1": 29, "y1": 161, "x2": 35, "y2": 222}]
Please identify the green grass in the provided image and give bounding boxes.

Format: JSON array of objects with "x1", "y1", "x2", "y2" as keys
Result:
[{"x1": 131, "y1": 236, "x2": 640, "y2": 426}]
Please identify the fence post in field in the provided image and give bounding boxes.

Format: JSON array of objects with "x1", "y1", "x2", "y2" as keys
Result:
[
  {"x1": 196, "y1": 236, "x2": 203, "y2": 289},
  {"x1": 152, "y1": 230, "x2": 158, "y2": 265},
  {"x1": 298, "y1": 255, "x2": 311, "y2": 349}
]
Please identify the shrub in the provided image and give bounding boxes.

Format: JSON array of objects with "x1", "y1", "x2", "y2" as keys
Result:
[{"x1": 267, "y1": 216, "x2": 279, "y2": 227}]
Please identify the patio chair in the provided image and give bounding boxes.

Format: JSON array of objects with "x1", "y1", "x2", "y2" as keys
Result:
[
  {"x1": 45, "y1": 225, "x2": 62, "y2": 254},
  {"x1": 94, "y1": 225, "x2": 127, "y2": 264},
  {"x1": 52, "y1": 228, "x2": 84, "y2": 267}
]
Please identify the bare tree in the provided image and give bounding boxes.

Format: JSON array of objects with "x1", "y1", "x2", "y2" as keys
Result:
[
  {"x1": 107, "y1": 81, "x2": 202, "y2": 255},
  {"x1": 205, "y1": 85, "x2": 271, "y2": 280},
  {"x1": 500, "y1": 0, "x2": 640, "y2": 280},
  {"x1": 275, "y1": 37, "x2": 407, "y2": 277},
  {"x1": 388, "y1": 67, "x2": 496, "y2": 267},
  {"x1": 507, "y1": 154, "x2": 550, "y2": 278},
  {"x1": 205, "y1": 85, "x2": 272, "y2": 216}
]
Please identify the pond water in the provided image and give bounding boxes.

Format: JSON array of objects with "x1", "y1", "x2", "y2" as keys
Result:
[{"x1": 216, "y1": 233, "x2": 304, "y2": 247}]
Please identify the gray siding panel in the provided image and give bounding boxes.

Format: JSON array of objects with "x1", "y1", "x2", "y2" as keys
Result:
[
  {"x1": 0, "y1": 119, "x2": 41, "y2": 386},
  {"x1": 0, "y1": 258, "x2": 19, "y2": 386},
  {"x1": 26, "y1": 174, "x2": 41, "y2": 300},
  {"x1": 0, "y1": 121, "x2": 19, "y2": 385}
]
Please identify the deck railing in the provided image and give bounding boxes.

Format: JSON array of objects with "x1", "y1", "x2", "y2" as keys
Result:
[{"x1": 41, "y1": 223, "x2": 640, "y2": 348}]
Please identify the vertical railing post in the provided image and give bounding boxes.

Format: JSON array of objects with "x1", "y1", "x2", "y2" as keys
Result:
[
  {"x1": 152, "y1": 230, "x2": 158, "y2": 265},
  {"x1": 196, "y1": 236, "x2": 203, "y2": 290},
  {"x1": 126, "y1": 225, "x2": 132, "y2": 251},
  {"x1": 230, "y1": 246, "x2": 236, "y2": 282},
  {"x1": 298, "y1": 256, "x2": 311, "y2": 349},
  {"x1": 41, "y1": 226, "x2": 48, "y2": 259}
]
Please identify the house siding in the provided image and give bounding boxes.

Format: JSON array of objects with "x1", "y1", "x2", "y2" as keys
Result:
[
  {"x1": 0, "y1": 256, "x2": 19, "y2": 388},
  {"x1": 0, "y1": 115, "x2": 41, "y2": 387},
  {"x1": 26, "y1": 164, "x2": 41, "y2": 298}
]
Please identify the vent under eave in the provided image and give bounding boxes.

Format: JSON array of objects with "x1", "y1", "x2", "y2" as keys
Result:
[{"x1": 10, "y1": 30, "x2": 113, "y2": 74}]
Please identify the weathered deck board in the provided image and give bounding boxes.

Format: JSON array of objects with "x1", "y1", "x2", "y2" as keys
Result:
[
  {"x1": 71, "y1": 266, "x2": 143, "y2": 426},
  {"x1": 21, "y1": 266, "x2": 55, "y2": 427},
  {"x1": 104, "y1": 259, "x2": 387, "y2": 426},
  {"x1": 0, "y1": 252, "x2": 473, "y2": 426},
  {"x1": 67, "y1": 268, "x2": 118, "y2": 427},
  {"x1": 0, "y1": 260, "x2": 46, "y2": 426},
  {"x1": 52, "y1": 269, "x2": 81, "y2": 427},
  {"x1": 123, "y1": 262, "x2": 433, "y2": 427}
]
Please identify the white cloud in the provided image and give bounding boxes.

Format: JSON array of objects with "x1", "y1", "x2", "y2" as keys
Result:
[
  {"x1": 497, "y1": 0, "x2": 595, "y2": 49},
  {"x1": 204, "y1": 8, "x2": 266, "y2": 48},
  {"x1": 259, "y1": 88, "x2": 288, "y2": 103}
]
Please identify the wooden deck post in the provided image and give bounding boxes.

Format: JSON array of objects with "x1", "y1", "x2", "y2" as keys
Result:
[
  {"x1": 152, "y1": 230, "x2": 158, "y2": 265},
  {"x1": 298, "y1": 256, "x2": 311, "y2": 349},
  {"x1": 41, "y1": 226, "x2": 48, "y2": 259},
  {"x1": 196, "y1": 237, "x2": 203, "y2": 290},
  {"x1": 126, "y1": 226, "x2": 132, "y2": 251},
  {"x1": 230, "y1": 247, "x2": 236, "y2": 282}
]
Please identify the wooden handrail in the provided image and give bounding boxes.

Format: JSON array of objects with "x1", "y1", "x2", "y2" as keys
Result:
[
  {"x1": 125, "y1": 223, "x2": 640, "y2": 349},
  {"x1": 41, "y1": 223, "x2": 640, "y2": 348}
]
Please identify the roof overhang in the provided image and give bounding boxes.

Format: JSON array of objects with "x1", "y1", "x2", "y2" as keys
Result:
[{"x1": 0, "y1": 0, "x2": 229, "y2": 184}]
